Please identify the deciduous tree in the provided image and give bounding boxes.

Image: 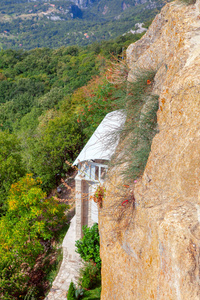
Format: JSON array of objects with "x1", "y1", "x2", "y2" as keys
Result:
[{"x1": 0, "y1": 174, "x2": 67, "y2": 299}]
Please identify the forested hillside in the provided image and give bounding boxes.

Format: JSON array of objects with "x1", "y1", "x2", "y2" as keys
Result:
[
  {"x1": 0, "y1": 0, "x2": 165, "y2": 49},
  {"x1": 0, "y1": 32, "x2": 143, "y2": 299}
]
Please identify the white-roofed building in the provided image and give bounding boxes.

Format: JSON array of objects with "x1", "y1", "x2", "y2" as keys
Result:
[{"x1": 73, "y1": 110, "x2": 125, "y2": 240}]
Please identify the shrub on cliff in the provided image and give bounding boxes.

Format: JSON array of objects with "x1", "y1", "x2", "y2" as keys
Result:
[
  {"x1": 110, "y1": 68, "x2": 159, "y2": 183},
  {"x1": 79, "y1": 261, "x2": 101, "y2": 290},
  {"x1": 75, "y1": 223, "x2": 101, "y2": 269},
  {"x1": 75, "y1": 224, "x2": 101, "y2": 293}
]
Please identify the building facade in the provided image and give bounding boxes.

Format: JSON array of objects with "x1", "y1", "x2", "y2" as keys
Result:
[{"x1": 73, "y1": 110, "x2": 125, "y2": 240}]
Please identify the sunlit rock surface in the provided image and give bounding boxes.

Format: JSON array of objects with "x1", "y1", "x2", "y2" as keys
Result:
[{"x1": 99, "y1": 1, "x2": 200, "y2": 299}]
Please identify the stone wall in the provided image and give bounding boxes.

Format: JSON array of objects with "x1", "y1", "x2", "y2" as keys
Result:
[
  {"x1": 99, "y1": 1, "x2": 200, "y2": 299},
  {"x1": 75, "y1": 178, "x2": 82, "y2": 240}
]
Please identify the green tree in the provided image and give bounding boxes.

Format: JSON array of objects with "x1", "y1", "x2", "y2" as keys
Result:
[
  {"x1": 0, "y1": 130, "x2": 25, "y2": 215},
  {"x1": 76, "y1": 76, "x2": 119, "y2": 138},
  {"x1": 26, "y1": 112, "x2": 85, "y2": 190},
  {"x1": 37, "y1": 87, "x2": 64, "y2": 111},
  {"x1": 0, "y1": 174, "x2": 67, "y2": 299}
]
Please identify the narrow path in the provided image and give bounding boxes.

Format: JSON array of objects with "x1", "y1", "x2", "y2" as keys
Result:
[{"x1": 45, "y1": 215, "x2": 82, "y2": 300}]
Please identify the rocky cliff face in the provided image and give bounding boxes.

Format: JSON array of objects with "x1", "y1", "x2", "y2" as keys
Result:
[{"x1": 99, "y1": 1, "x2": 200, "y2": 299}]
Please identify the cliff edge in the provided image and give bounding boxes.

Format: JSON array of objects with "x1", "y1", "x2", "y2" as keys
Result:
[{"x1": 99, "y1": 1, "x2": 200, "y2": 299}]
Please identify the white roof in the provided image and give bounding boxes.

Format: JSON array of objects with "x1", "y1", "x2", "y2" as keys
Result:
[{"x1": 73, "y1": 110, "x2": 126, "y2": 165}]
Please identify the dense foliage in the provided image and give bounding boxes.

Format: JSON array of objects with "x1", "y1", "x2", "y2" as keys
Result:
[
  {"x1": 79, "y1": 261, "x2": 101, "y2": 290},
  {"x1": 75, "y1": 223, "x2": 101, "y2": 269},
  {"x1": 0, "y1": 130, "x2": 25, "y2": 214},
  {"x1": 0, "y1": 174, "x2": 67, "y2": 299}
]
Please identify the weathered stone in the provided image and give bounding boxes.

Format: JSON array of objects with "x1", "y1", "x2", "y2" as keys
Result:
[{"x1": 100, "y1": 1, "x2": 200, "y2": 299}]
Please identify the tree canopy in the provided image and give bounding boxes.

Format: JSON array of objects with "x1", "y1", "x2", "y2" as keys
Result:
[
  {"x1": 0, "y1": 174, "x2": 67, "y2": 299},
  {"x1": 0, "y1": 130, "x2": 25, "y2": 215}
]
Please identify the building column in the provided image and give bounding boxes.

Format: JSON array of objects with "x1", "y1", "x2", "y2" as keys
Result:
[
  {"x1": 88, "y1": 182, "x2": 99, "y2": 225},
  {"x1": 88, "y1": 183, "x2": 94, "y2": 227},
  {"x1": 75, "y1": 178, "x2": 82, "y2": 241}
]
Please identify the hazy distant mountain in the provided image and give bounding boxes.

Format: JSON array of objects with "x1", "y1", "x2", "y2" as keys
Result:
[{"x1": 0, "y1": 0, "x2": 166, "y2": 50}]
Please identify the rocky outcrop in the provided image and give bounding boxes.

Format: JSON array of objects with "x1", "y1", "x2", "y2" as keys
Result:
[{"x1": 99, "y1": 1, "x2": 200, "y2": 299}]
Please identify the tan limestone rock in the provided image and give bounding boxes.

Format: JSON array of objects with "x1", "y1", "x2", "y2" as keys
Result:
[{"x1": 99, "y1": 1, "x2": 200, "y2": 299}]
